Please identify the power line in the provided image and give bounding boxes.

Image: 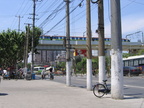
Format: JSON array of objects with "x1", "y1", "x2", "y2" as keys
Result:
[
  {"x1": 43, "y1": 0, "x2": 84, "y2": 35},
  {"x1": 38, "y1": 1, "x2": 65, "y2": 28},
  {"x1": 127, "y1": 0, "x2": 144, "y2": 5},
  {"x1": 15, "y1": 0, "x2": 27, "y2": 16},
  {"x1": 36, "y1": 0, "x2": 61, "y2": 24},
  {"x1": 50, "y1": 2, "x2": 96, "y2": 36}
]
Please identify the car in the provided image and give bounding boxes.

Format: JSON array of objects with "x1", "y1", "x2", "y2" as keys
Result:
[
  {"x1": 34, "y1": 67, "x2": 45, "y2": 74},
  {"x1": 123, "y1": 66, "x2": 142, "y2": 76}
]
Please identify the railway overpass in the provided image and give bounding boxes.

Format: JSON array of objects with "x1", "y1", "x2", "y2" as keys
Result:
[
  {"x1": 34, "y1": 39, "x2": 144, "y2": 65},
  {"x1": 36, "y1": 40, "x2": 144, "y2": 51}
]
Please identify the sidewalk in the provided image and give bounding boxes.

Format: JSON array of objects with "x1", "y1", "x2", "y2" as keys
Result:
[{"x1": 0, "y1": 79, "x2": 143, "y2": 108}]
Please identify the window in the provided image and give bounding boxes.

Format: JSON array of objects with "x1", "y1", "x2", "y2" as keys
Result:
[
  {"x1": 142, "y1": 59, "x2": 144, "y2": 64},
  {"x1": 139, "y1": 59, "x2": 142, "y2": 64},
  {"x1": 72, "y1": 37, "x2": 75, "y2": 40},
  {"x1": 124, "y1": 61, "x2": 129, "y2": 66},
  {"x1": 129, "y1": 60, "x2": 133, "y2": 66},
  {"x1": 134, "y1": 59, "x2": 138, "y2": 66}
]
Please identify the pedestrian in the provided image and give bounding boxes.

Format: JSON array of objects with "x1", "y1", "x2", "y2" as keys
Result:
[
  {"x1": 49, "y1": 67, "x2": 54, "y2": 80},
  {"x1": 41, "y1": 69, "x2": 45, "y2": 79}
]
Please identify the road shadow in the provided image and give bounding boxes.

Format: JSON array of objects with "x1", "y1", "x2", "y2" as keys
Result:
[
  {"x1": 124, "y1": 93, "x2": 144, "y2": 99},
  {"x1": 0, "y1": 93, "x2": 8, "y2": 96}
]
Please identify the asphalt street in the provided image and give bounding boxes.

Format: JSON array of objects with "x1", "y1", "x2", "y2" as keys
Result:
[
  {"x1": 41, "y1": 75, "x2": 144, "y2": 98},
  {"x1": 0, "y1": 76, "x2": 144, "y2": 108}
]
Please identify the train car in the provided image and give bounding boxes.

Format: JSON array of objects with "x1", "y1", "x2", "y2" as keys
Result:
[{"x1": 39, "y1": 35, "x2": 130, "y2": 42}]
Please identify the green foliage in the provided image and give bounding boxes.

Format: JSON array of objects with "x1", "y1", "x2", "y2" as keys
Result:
[
  {"x1": 56, "y1": 56, "x2": 111, "y2": 76},
  {"x1": 123, "y1": 53, "x2": 134, "y2": 58},
  {"x1": 105, "y1": 56, "x2": 111, "y2": 76},
  {"x1": 137, "y1": 49, "x2": 144, "y2": 55},
  {"x1": 0, "y1": 29, "x2": 25, "y2": 68},
  {"x1": 56, "y1": 62, "x2": 66, "y2": 70},
  {"x1": 0, "y1": 27, "x2": 42, "y2": 69},
  {"x1": 73, "y1": 56, "x2": 111, "y2": 75}
]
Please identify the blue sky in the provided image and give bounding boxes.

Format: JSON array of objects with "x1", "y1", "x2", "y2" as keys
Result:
[{"x1": 0, "y1": 0, "x2": 144, "y2": 42}]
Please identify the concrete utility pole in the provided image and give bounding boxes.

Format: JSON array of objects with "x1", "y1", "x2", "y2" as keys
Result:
[
  {"x1": 96, "y1": 0, "x2": 106, "y2": 83},
  {"x1": 65, "y1": 0, "x2": 71, "y2": 86},
  {"x1": 110, "y1": 0, "x2": 123, "y2": 99},
  {"x1": 86, "y1": 0, "x2": 92, "y2": 90}
]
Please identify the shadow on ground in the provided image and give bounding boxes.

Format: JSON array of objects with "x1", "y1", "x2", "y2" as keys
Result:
[{"x1": 0, "y1": 93, "x2": 8, "y2": 96}]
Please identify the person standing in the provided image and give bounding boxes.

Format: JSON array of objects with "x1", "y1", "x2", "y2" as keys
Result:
[
  {"x1": 41, "y1": 69, "x2": 45, "y2": 79},
  {"x1": 49, "y1": 67, "x2": 54, "y2": 80}
]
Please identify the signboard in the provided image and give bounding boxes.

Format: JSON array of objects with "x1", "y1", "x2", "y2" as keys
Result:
[{"x1": 74, "y1": 49, "x2": 87, "y2": 57}]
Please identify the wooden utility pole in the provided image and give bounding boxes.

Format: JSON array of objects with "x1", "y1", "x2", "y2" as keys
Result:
[
  {"x1": 65, "y1": 0, "x2": 71, "y2": 86},
  {"x1": 24, "y1": 24, "x2": 30, "y2": 74},
  {"x1": 111, "y1": 0, "x2": 123, "y2": 99},
  {"x1": 97, "y1": 0, "x2": 106, "y2": 83},
  {"x1": 15, "y1": 15, "x2": 23, "y2": 73},
  {"x1": 15, "y1": 15, "x2": 23, "y2": 32},
  {"x1": 86, "y1": 0, "x2": 92, "y2": 90},
  {"x1": 31, "y1": 0, "x2": 36, "y2": 73}
]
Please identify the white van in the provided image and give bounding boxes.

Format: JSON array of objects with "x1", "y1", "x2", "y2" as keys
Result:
[{"x1": 34, "y1": 67, "x2": 45, "y2": 74}]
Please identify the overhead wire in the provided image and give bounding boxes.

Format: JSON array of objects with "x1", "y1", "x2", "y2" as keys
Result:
[
  {"x1": 15, "y1": 0, "x2": 27, "y2": 16},
  {"x1": 36, "y1": 0, "x2": 61, "y2": 22},
  {"x1": 38, "y1": 1, "x2": 65, "y2": 28},
  {"x1": 42, "y1": 0, "x2": 85, "y2": 35},
  {"x1": 10, "y1": 0, "x2": 27, "y2": 29},
  {"x1": 106, "y1": 0, "x2": 138, "y2": 23},
  {"x1": 10, "y1": 0, "x2": 32, "y2": 31},
  {"x1": 36, "y1": 0, "x2": 51, "y2": 12},
  {"x1": 127, "y1": 0, "x2": 144, "y2": 5},
  {"x1": 52, "y1": 1, "x2": 97, "y2": 36}
]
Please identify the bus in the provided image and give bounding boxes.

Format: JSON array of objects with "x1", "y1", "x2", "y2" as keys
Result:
[{"x1": 123, "y1": 55, "x2": 144, "y2": 75}]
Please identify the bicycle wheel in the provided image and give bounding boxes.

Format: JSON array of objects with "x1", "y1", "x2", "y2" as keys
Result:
[{"x1": 93, "y1": 84, "x2": 106, "y2": 98}]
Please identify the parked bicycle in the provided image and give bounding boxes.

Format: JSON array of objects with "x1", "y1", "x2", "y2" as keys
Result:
[{"x1": 93, "y1": 80, "x2": 110, "y2": 98}]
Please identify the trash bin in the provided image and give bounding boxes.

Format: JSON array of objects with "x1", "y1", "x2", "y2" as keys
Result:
[{"x1": 31, "y1": 73, "x2": 35, "y2": 80}]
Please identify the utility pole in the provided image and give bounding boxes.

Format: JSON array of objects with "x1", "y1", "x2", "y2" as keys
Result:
[
  {"x1": 15, "y1": 15, "x2": 23, "y2": 73},
  {"x1": 65, "y1": 0, "x2": 71, "y2": 86},
  {"x1": 111, "y1": 0, "x2": 123, "y2": 99},
  {"x1": 24, "y1": 24, "x2": 31, "y2": 74},
  {"x1": 86, "y1": 0, "x2": 92, "y2": 90},
  {"x1": 15, "y1": 15, "x2": 23, "y2": 32},
  {"x1": 97, "y1": 0, "x2": 106, "y2": 83},
  {"x1": 31, "y1": 0, "x2": 36, "y2": 74}
]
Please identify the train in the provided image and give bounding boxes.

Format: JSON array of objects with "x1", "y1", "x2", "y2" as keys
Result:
[{"x1": 39, "y1": 35, "x2": 130, "y2": 42}]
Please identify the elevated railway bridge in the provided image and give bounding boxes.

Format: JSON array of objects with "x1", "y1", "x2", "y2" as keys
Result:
[
  {"x1": 37, "y1": 39, "x2": 144, "y2": 52},
  {"x1": 34, "y1": 36, "x2": 144, "y2": 65}
]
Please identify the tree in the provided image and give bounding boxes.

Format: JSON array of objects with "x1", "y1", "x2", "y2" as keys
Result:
[
  {"x1": 105, "y1": 56, "x2": 111, "y2": 77},
  {"x1": 137, "y1": 49, "x2": 144, "y2": 55},
  {"x1": 0, "y1": 29, "x2": 25, "y2": 69},
  {"x1": 0, "y1": 27, "x2": 42, "y2": 70}
]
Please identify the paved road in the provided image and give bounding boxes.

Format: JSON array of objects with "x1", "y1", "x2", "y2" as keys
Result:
[
  {"x1": 0, "y1": 77, "x2": 144, "y2": 108},
  {"x1": 41, "y1": 75, "x2": 144, "y2": 98}
]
